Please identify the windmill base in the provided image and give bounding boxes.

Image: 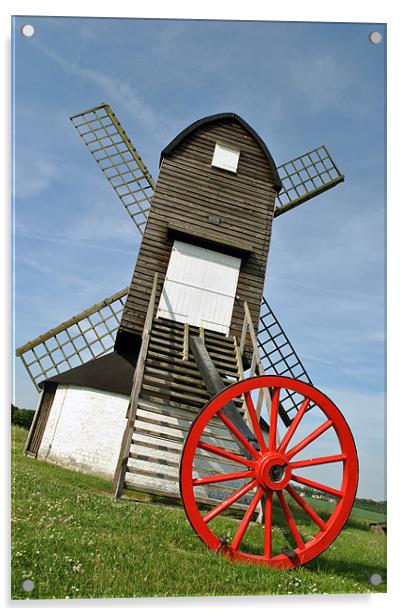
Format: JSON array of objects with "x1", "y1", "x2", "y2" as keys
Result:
[{"x1": 32, "y1": 383, "x2": 129, "y2": 480}]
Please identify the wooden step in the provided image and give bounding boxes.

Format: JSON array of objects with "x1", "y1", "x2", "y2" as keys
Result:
[
  {"x1": 147, "y1": 349, "x2": 239, "y2": 376},
  {"x1": 136, "y1": 399, "x2": 240, "y2": 434},
  {"x1": 144, "y1": 364, "x2": 237, "y2": 388},
  {"x1": 144, "y1": 365, "x2": 206, "y2": 388},
  {"x1": 129, "y1": 442, "x2": 245, "y2": 473},
  {"x1": 152, "y1": 326, "x2": 234, "y2": 351},
  {"x1": 145, "y1": 357, "x2": 202, "y2": 379},
  {"x1": 142, "y1": 373, "x2": 209, "y2": 397},
  {"x1": 153, "y1": 318, "x2": 236, "y2": 346},
  {"x1": 140, "y1": 389, "x2": 207, "y2": 411},
  {"x1": 148, "y1": 341, "x2": 238, "y2": 370},
  {"x1": 150, "y1": 332, "x2": 237, "y2": 358},
  {"x1": 145, "y1": 358, "x2": 239, "y2": 386},
  {"x1": 150, "y1": 333, "x2": 236, "y2": 362},
  {"x1": 134, "y1": 407, "x2": 234, "y2": 445}
]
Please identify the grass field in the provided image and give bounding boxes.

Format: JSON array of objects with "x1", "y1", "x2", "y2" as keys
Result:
[
  {"x1": 300, "y1": 494, "x2": 387, "y2": 523},
  {"x1": 11, "y1": 427, "x2": 387, "y2": 600}
]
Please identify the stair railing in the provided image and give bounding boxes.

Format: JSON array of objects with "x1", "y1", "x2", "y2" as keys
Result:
[
  {"x1": 239, "y1": 301, "x2": 273, "y2": 421},
  {"x1": 112, "y1": 272, "x2": 159, "y2": 498},
  {"x1": 238, "y1": 301, "x2": 287, "y2": 437}
]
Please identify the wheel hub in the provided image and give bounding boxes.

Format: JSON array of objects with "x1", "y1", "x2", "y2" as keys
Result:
[
  {"x1": 256, "y1": 453, "x2": 291, "y2": 491},
  {"x1": 269, "y1": 464, "x2": 285, "y2": 483},
  {"x1": 180, "y1": 375, "x2": 359, "y2": 569}
]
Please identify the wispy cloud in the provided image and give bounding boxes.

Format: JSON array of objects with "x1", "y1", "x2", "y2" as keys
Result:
[
  {"x1": 287, "y1": 53, "x2": 371, "y2": 118},
  {"x1": 14, "y1": 146, "x2": 59, "y2": 198},
  {"x1": 15, "y1": 229, "x2": 138, "y2": 256},
  {"x1": 33, "y1": 38, "x2": 162, "y2": 132}
]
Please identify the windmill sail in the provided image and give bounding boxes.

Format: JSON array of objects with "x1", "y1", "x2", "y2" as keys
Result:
[
  {"x1": 16, "y1": 286, "x2": 313, "y2": 403},
  {"x1": 71, "y1": 104, "x2": 344, "y2": 230},
  {"x1": 257, "y1": 297, "x2": 313, "y2": 423},
  {"x1": 70, "y1": 103, "x2": 155, "y2": 235},
  {"x1": 17, "y1": 106, "x2": 343, "y2": 389},
  {"x1": 274, "y1": 145, "x2": 344, "y2": 217},
  {"x1": 15, "y1": 288, "x2": 128, "y2": 391}
]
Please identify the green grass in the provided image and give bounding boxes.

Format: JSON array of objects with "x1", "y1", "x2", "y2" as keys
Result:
[
  {"x1": 11, "y1": 426, "x2": 387, "y2": 600},
  {"x1": 300, "y1": 494, "x2": 387, "y2": 524}
]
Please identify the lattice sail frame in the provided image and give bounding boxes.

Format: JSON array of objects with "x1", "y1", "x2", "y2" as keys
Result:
[
  {"x1": 257, "y1": 297, "x2": 313, "y2": 424},
  {"x1": 17, "y1": 103, "x2": 345, "y2": 391},
  {"x1": 70, "y1": 103, "x2": 155, "y2": 234},
  {"x1": 16, "y1": 288, "x2": 313, "y2": 410},
  {"x1": 274, "y1": 145, "x2": 344, "y2": 217},
  {"x1": 16, "y1": 289, "x2": 128, "y2": 391}
]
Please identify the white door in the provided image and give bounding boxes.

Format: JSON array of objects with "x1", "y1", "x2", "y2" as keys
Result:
[{"x1": 157, "y1": 241, "x2": 241, "y2": 334}]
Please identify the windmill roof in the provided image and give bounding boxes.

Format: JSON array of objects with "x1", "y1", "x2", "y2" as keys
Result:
[
  {"x1": 39, "y1": 351, "x2": 137, "y2": 397},
  {"x1": 160, "y1": 112, "x2": 282, "y2": 191}
]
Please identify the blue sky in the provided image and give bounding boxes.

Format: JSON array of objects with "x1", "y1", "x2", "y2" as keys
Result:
[{"x1": 12, "y1": 17, "x2": 386, "y2": 499}]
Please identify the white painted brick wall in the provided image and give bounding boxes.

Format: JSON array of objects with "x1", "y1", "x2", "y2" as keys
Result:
[{"x1": 38, "y1": 384, "x2": 128, "y2": 479}]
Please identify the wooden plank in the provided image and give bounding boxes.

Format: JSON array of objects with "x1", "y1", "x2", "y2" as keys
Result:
[
  {"x1": 112, "y1": 273, "x2": 159, "y2": 498},
  {"x1": 167, "y1": 152, "x2": 273, "y2": 187},
  {"x1": 149, "y1": 332, "x2": 237, "y2": 358},
  {"x1": 117, "y1": 115, "x2": 276, "y2": 371},
  {"x1": 136, "y1": 406, "x2": 232, "y2": 442},
  {"x1": 130, "y1": 440, "x2": 247, "y2": 475},
  {"x1": 24, "y1": 382, "x2": 57, "y2": 456},
  {"x1": 154, "y1": 172, "x2": 273, "y2": 216},
  {"x1": 150, "y1": 208, "x2": 270, "y2": 244}
]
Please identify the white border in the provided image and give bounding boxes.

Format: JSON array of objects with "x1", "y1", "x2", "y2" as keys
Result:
[{"x1": 2, "y1": 1, "x2": 402, "y2": 613}]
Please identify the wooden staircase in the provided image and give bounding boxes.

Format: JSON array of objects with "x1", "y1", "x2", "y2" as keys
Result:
[
  {"x1": 115, "y1": 317, "x2": 249, "y2": 507},
  {"x1": 113, "y1": 273, "x2": 274, "y2": 514}
]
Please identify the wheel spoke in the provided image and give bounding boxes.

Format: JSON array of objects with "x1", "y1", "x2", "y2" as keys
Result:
[
  {"x1": 286, "y1": 419, "x2": 334, "y2": 460},
  {"x1": 197, "y1": 440, "x2": 256, "y2": 469},
  {"x1": 244, "y1": 392, "x2": 267, "y2": 452},
  {"x1": 217, "y1": 411, "x2": 260, "y2": 459},
  {"x1": 278, "y1": 398, "x2": 310, "y2": 454},
  {"x1": 203, "y1": 479, "x2": 259, "y2": 523},
  {"x1": 268, "y1": 387, "x2": 280, "y2": 451},
  {"x1": 286, "y1": 485, "x2": 327, "y2": 531},
  {"x1": 264, "y1": 492, "x2": 273, "y2": 559},
  {"x1": 291, "y1": 474, "x2": 343, "y2": 498},
  {"x1": 231, "y1": 488, "x2": 264, "y2": 551},
  {"x1": 180, "y1": 375, "x2": 359, "y2": 568},
  {"x1": 193, "y1": 470, "x2": 255, "y2": 486},
  {"x1": 277, "y1": 491, "x2": 305, "y2": 550},
  {"x1": 290, "y1": 454, "x2": 346, "y2": 469}
]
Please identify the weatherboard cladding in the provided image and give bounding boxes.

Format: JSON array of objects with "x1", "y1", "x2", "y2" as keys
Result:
[
  {"x1": 116, "y1": 115, "x2": 279, "y2": 349},
  {"x1": 159, "y1": 112, "x2": 282, "y2": 190}
]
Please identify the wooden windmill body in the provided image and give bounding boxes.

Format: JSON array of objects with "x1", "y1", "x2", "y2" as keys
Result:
[
  {"x1": 116, "y1": 113, "x2": 281, "y2": 352},
  {"x1": 20, "y1": 105, "x2": 344, "y2": 507},
  {"x1": 112, "y1": 113, "x2": 280, "y2": 502}
]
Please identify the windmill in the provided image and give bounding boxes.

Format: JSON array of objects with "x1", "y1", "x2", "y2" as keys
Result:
[{"x1": 18, "y1": 104, "x2": 357, "y2": 569}]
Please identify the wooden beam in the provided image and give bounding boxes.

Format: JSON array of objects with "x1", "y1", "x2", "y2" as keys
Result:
[
  {"x1": 16, "y1": 287, "x2": 129, "y2": 356},
  {"x1": 189, "y1": 335, "x2": 258, "y2": 453},
  {"x1": 112, "y1": 273, "x2": 159, "y2": 498}
]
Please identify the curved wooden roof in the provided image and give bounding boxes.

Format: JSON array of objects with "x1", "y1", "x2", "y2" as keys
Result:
[{"x1": 160, "y1": 112, "x2": 282, "y2": 191}]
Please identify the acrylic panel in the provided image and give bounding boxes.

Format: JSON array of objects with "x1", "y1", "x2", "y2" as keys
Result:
[{"x1": 12, "y1": 16, "x2": 387, "y2": 600}]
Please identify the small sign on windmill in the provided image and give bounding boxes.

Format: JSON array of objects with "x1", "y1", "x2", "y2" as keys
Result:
[{"x1": 18, "y1": 105, "x2": 358, "y2": 569}]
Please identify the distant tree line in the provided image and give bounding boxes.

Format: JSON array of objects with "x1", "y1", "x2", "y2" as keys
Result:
[
  {"x1": 11, "y1": 404, "x2": 34, "y2": 430},
  {"x1": 9, "y1": 404, "x2": 387, "y2": 513},
  {"x1": 354, "y1": 497, "x2": 387, "y2": 514},
  {"x1": 292, "y1": 483, "x2": 386, "y2": 512}
]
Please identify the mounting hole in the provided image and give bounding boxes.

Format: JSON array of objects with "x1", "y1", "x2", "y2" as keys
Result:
[
  {"x1": 368, "y1": 573, "x2": 382, "y2": 586},
  {"x1": 21, "y1": 578, "x2": 35, "y2": 592},
  {"x1": 369, "y1": 31, "x2": 382, "y2": 45},
  {"x1": 21, "y1": 24, "x2": 35, "y2": 38}
]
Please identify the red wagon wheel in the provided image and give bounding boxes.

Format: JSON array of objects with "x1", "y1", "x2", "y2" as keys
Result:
[{"x1": 180, "y1": 375, "x2": 358, "y2": 569}]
